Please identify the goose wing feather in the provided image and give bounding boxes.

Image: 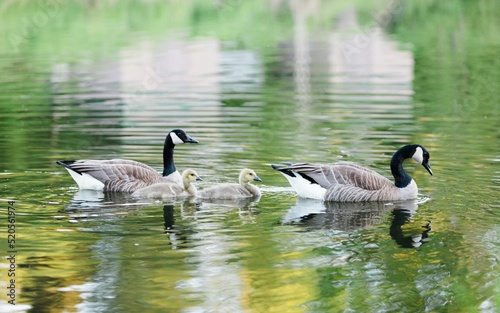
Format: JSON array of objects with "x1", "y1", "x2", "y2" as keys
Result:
[
  {"x1": 66, "y1": 159, "x2": 166, "y2": 192},
  {"x1": 325, "y1": 184, "x2": 384, "y2": 202},
  {"x1": 99, "y1": 159, "x2": 181, "y2": 184},
  {"x1": 285, "y1": 162, "x2": 393, "y2": 190}
]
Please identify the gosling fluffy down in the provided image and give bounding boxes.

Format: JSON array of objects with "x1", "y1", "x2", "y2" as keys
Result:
[
  {"x1": 197, "y1": 168, "x2": 262, "y2": 200},
  {"x1": 132, "y1": 169, "x2": 201, "y2": 199}
]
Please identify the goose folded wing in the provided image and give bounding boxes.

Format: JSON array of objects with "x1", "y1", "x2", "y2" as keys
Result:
[
  {"x1": 325, "y1": 184, "x2": 381, "y2": 202},
  {"x1": 287, "y1": 162, "x2": 393, "y2": 190},
  {"x1": 98, "y1": 159, "x2": 157, "y2": 169},
  {"x1": 68, "y1": 159, "x2": 165, "y2": 192},
  {"x1": 327, "y1": 162, "x2": 394, "y2": 190}
]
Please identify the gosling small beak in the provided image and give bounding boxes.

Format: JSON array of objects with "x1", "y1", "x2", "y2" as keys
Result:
[
  {"x1": 185, "y1": 136, "x2": 199, "y2": 144},
  {"x1": 423, "y1": 162, "x2": 433, "y2": 176},
  {"x1": 196, "y1": 176, "x2": 203, "y2": 181},
  {"x1": 254, "y1": 175, "x2": 262, "y2": 182}
]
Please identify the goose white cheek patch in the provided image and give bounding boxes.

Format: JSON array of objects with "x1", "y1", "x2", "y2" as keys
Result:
[
  {"x1": 412, "y1": 147, "x2": 424, "y2": 164},
  {"x1": 170, "y1": 132, "x2": 184, "y2": 145}
]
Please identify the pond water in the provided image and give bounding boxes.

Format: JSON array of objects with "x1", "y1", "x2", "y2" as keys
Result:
[{"x1": 1, "y1": 1, "x2": 499, "y2": 312}]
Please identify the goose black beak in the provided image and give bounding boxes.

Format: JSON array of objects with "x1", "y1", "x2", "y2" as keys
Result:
[
  {"x1": 423, "y1": 162, "x2": 433, "y2": 176},
  {"x1": 185, "y1": 136, "x2": 199, "y2": 144},
  {"x1": 254, "y1": 175, "x2": 262, "y2": 182},
  {"x1": 196, "y1": 176, "x2": 203, "y2": 181}
]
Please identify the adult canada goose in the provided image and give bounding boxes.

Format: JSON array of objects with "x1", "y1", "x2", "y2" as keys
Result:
[
  {"x1": 272, "y1": 144, "x2": 433, "y2": 202},
  {"x1": 132, "y1": 169, "x2": 202, "y2": 199},
  {"x1": 197, "y1": 168, "x2": 262, "y2": 200},
  {"x1": 56, "y1": 129, "x2": 198, "y2": 192}
]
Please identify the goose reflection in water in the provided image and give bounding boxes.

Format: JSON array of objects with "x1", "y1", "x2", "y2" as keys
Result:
[
  {"x1": 282, "y1": 198, "x2": 388, "y2": 231},
  {"x1": 390, "y1": 207, "x2": 431, "y2": 248},
  {"x1": 62, "y1": 190, "x2": 143, "y2": 216},
  {"x1": 163, "y1": 204, "x2": 175, "y2": 231},
  {"x1": 61, "y1": 190, "x2": 195, "y2": 223},
  {"x1": 162, "y1": 201, "x2": 200, "y2": 232},
  {"x1": 282, "y1": 198, "x2": 431, "y2": 248},
  {"x1": 163, "y1": 203, "x2": 200, "y2": 250}
]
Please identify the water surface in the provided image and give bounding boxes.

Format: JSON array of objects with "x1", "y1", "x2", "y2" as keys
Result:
[{"x1": 1, "y1": 1, "x2": 499, "y2": 312}]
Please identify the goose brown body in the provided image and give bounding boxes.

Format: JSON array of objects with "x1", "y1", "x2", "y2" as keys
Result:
[
  {"x1": 272, "y1": 145, "x2": 432, "y2": 202},
  {"x1": 57, "y1": 129, "x2": 198, "y2": 192}
]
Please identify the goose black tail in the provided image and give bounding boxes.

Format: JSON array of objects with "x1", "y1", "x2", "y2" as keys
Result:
[
  {"x1": 56, "y1": 160, "x2": 81, "y2": 174},
  {"x1": 271, "y1": 164, "x2": 296, "y2": 178},
  {"x1": 56, "y1": 160, "x2": 76, "y2": 167}
]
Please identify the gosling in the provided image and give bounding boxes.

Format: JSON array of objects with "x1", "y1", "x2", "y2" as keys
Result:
[
  {"x1": 197, "y1": 168, "x2": 262, "y2": 200},
  {"x1": 132, "y1": 169, "x2": 201, "y2": 199}
]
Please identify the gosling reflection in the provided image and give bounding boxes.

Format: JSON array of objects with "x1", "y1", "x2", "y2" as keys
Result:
[
  {"x1": 195, "y1": 197, "x2": 261, "y2": 219},
  {"x1": 197, "y1": 196, "x2": 258, "y2": 208}
]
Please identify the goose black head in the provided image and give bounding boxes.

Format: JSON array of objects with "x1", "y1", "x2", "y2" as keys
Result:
[
  {"x1": 410, "y1": 145, "x2": 432, "y2": 176},
  {"x1": 169, "y1": 129, "x2": 198, "y2": 145}
]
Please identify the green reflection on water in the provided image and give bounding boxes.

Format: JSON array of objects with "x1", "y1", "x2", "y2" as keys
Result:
[{"x1": 0, "y1": 0, "x2": 499, "y2": 312}]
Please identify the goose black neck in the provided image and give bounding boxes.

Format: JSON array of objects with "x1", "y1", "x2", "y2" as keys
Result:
[
  {"x1": 162, "y1": 136, "x2": 176, "y2": 177},
  {"x1": 390, "y1": 146, "x2": 413, "y2": 188}
]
